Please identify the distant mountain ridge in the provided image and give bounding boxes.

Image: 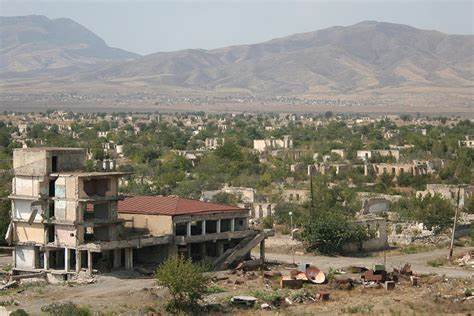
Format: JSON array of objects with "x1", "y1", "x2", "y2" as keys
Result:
[
  {"x1": 0, "y1": 15, "x2": 138, "y2": 73},
  {"x1": 91, "y1": 20, "x2": 472, "y2": 94},
  {"x1": 0, "y1": 16, "x2": 473, "y2": 110}
]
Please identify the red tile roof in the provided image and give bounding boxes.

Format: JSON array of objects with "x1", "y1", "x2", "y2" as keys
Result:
[{"x1": 117, "y1": 195, "x2": 246, "y2": 216}]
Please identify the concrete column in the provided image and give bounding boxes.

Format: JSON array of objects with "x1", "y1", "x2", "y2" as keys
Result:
[
  {"x1": 64, "y1": 248, "x2": 69, "y2": 272},
  {"x1": 113, "y1": 249, "x2": 121, "y2": 269},
  {"x1": 201, "y1": 220, "x2": 206, "y2": 235},
  {"x1": 217, "y1": 242, "x2": 224, "y2": 256},
  {"x1": 12, "y1": 248, "x2": 16, "y2": 269},
  {"x1": 124, "y1": 248, "x2": 133, "y2": 270},
  {"x1": 75, "y1": 250, "x2": 81, "y2": 273},
  {"x1": 230, "y1": 218, "x2": 235, "y2": 232},
  {"x1": 260, "y1": 240, "x2": 265, "y2": 266},
  {"x1": 44, "y1": 250, "x2": 50, "y2": 270},
  {"x1": 216, "y1": 220, "x2": 221, "y2": 234},
  {"x1": 186, "y1": 222, "x2": 191, "y2": 237},
  {"x1": 87, "y1": 251, "x2": 93, "y2": 274}
]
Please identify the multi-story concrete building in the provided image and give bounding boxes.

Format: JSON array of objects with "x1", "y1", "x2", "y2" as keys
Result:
[
  {"x1": 7, "y1": 148, "x2": 270, "y2": 277},
  {"x1": 7, "y1": 148, "x2": 149, "y2": 277}
]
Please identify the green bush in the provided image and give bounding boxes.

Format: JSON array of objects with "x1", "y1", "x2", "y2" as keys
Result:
[
  {"x1": 40, "y1": 302, "x2": 91, "y2": 316},
  {"x1": 155, "y1": 256, "x2": 209, "y2": 313},
  {"x1": 300, "y1": 211, "x2": 372, "y2": 254}
]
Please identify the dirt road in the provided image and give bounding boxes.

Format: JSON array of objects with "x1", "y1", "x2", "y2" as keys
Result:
[{"x1": 257, "y1": 247, "x2": 474, "y2": 278}]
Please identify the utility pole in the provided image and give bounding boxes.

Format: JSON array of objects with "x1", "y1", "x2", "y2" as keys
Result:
[
  {"x1": 309, "y1": 166, "x2": 315, "y2": 219},
  {"x1": 289, "y1": 211, "x2": 293, "y2": 239},
  {"x1": 448, "y1": 186, "x2": 462, "y2": 261}
]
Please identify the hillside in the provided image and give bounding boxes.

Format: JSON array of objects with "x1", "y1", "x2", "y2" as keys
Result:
[
  {"x1": 0, "y1": 15, "x2": 138, "y2": 74},
  {"x1": 88, "y1": 21, "x2": 473, "y2": 95},
  {"x1": 0, "y1": 18, "x2": 472, "y2": 111}
]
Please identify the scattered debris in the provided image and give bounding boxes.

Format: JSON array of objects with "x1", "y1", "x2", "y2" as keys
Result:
[
  {"x1": 231, "y1": 295, "x2": 257, "y2": 306},
  {"x1": 260, "y1": 303, "x2": 271, "y2": 310},
  {"x1": 305, "y1": 266, "x2": 326, "y2": 284},
  {"x1": 316, "y1": 291, "x2": 330, "y2": 301},
  {"x1": 280, "y1": 277, "x2": 303, "y2": 289},
  {"x1": 384, "y1": 280, "x2": 396, "y2": 291},
  {"x1": 0, "y1": 281, "x2": 17, "y2": 291}
]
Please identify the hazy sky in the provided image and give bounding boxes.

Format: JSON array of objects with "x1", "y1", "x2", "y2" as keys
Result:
[{"x1": 1, "y1": 0, "x2": 473, "y2": 55}]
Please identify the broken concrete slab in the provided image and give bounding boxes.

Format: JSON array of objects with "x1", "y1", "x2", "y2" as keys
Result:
[
  {"x1": 231, "y1": 295, "x2": 257, "y2": 306},
  {"x1": 280, "y1": 277, "x2": 303, "y2": 289}
]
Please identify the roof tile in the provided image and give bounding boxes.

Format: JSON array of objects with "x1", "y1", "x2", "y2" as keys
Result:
[{"x1": 117, "y1": 195, "x2": 245, "y2": 216}]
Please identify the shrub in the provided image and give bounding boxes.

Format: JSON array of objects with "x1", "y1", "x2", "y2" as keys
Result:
[
  {"x1": 300, "y1": 211, "x2": 372, "y2": 254},
  {"x1": 40, "y1": 302, "x2": 91, "y2": 316},
  {"x1": 155, "y1": 256, "x2": 209, "y2": 313}
]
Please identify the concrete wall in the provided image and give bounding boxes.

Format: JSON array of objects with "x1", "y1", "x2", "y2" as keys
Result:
[
  {"x1": 14, "y1": 222, "x2": 45, "y2": 243},
  {"x1": 15, "y1": 246, "x2": 37, "y2": 269},
  {"x1": 78, "y1": 177, "x2": 118, "y2": 199},
  {"x1": 13, "y1": 148, "x2": 86, "y2": 176},
  {"x1": 12, "y1": 200, "x2": 43, "y2": 222},
  {"x1": 119, "y1": 213, "x2": 173, "y2": 236},
  {"x1": 54, "y1": 225, "x2": 77, "y2": 247},
  {"x1": 13, "y1": 176, "x2": 47, "y2": 197}
]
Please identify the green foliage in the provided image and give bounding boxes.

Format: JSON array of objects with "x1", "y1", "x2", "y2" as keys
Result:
[
  {"x1": 300, "y1": 210, "x2": 372, "y2": 254},
  {"x1": 10, "y1": 310, "x2": 28, "y2": 316},
  {"x1": 40, "y1": 302, "x2": 91, "y2": 316},
  {"x1": 261, "y1": 216, "x2": 274, "y2": 229},
  {"x1": 392, "y1": 194, "x2": 454, "y2": 233},
  {"x1": 342, "y1": 304, "x2": 374, "y2": 314},
  {"x1": 211, "y1": 192, "x2": 240, "y2": 205},
  {"x1": 155, "y1": 256, "x2": 209, "y2": 313}
]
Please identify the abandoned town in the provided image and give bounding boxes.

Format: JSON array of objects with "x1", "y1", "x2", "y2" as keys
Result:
[
  {"x1": 0, "y1": 1, "x2": 473, "y2": 315},
  {"x1": 0, "y1": 110, "x2": 470, "y2": 315}
]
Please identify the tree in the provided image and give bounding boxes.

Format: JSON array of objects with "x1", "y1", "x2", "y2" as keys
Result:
[
  {"x1": 155, "y1": 256, "x2": 209, "y2": 313},
  {"x1": 300, "y1": 210, "x2": 372, "y2": 254}
]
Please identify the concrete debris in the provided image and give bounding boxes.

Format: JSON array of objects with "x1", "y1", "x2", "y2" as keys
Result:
[
  {"x1": 455, "y1": 251, "x2": 474, "y2": 267},
  {"x1": 263, "y1": 271, "x2": 282, "y2": 278},
  {"x1": 384, "y1": 280, "x2": 396, "y2": 291},
  {"x1": 316, "y1": 291, "x2": 330, "y2": 301},
  {"x1": 260, "y1": 303, "x2": 271, "y2": 310},
  {"x1": 0, "y1": 281, "x2": 17, "y2": 291},
  {"x1": 400, "y1": 263, "x2": 413, "y2": 275},
  {"x1": 10, "y1": 272, "x2": 46, "y2": 281},
  {"x1": 280, "y1": 277, "x2": 303, "y2": 289},
  {"x1": 231, "y1": 295, "x2": 257, "y2": 306},
  {"x1": 410, "y1": 276, "x2": 419, "y2": 287},
  {"x1": 234, "y1": 260, "x2": 262, "y2": 272}
]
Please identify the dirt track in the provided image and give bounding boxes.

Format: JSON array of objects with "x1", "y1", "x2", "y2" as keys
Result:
[{"x1": 258, "y1": 247, "x2": 474, "y2": 278}]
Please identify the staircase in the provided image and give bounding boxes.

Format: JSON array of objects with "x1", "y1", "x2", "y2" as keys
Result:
[{"x1": 213, "y1": 229, "x2": 273, "y2": 270}]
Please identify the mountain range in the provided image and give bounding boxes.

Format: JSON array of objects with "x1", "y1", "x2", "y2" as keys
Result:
[{"x1": 0, "y1": 15, "x2": 473, "y2": 111}]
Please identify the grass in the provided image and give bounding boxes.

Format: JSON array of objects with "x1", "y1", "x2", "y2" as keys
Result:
[
  {"x1": 427, "y1": 258, "x2": 446, "y2": 267},
  {"x1": 251, "y1": 289, "x2": 286, "y2": 305},
  {"x1": 399, "y1": 244, "x2": 434, "y2": 255},
  {"x1": 342, "y1": 304, "x2": 374, "y2": 314},
  {"x1": 205, "y1": 285, "x2": 226, "y2": 294}
]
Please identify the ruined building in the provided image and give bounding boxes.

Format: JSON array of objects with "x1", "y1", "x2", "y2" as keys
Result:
[{"x1": 7, "y1": 148, "x2": 270, "y2": 278}]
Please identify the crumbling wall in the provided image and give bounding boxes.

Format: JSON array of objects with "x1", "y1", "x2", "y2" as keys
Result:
[
  {"x1": 55, "y1": 225, "x2": 77, "y2": 247},
  {"x1": 12, "y1": 176, "x2": 46, "y2": 196},
  {"x1": 119, "y1": 213, "x2": 173, "y2": 236},
  {"x1": 15, "y1": 246, "x2": 37, "y2": 269},
  {"x1": 14, "y1": 223, "x2": 45, "y2": 243},
  {"x1": 13, "y1": 150, "x2": 48, "y2": 176},
  {"x1": 12, "y1": 200, "x2": 43, "y2": 222}
]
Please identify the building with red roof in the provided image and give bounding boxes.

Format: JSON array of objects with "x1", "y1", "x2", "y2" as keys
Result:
[{"x1": 117, "y1": 195, "x2": 271, "y2": 267}]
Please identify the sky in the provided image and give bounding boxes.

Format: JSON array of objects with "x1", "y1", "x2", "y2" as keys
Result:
[{"x1": 1, "y1": 0, "x2": 473, "y2": 55}]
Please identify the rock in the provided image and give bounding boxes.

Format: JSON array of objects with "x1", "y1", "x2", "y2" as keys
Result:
[{"x1": 231, "y1": 295, "x2": 257, "y2": 306}]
